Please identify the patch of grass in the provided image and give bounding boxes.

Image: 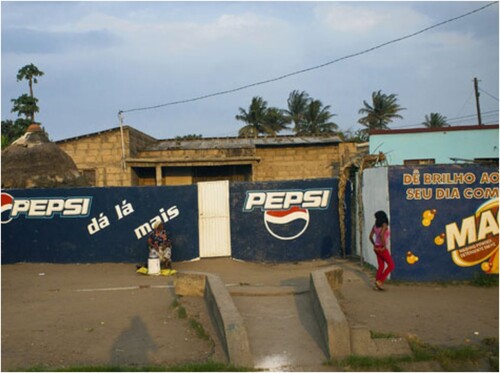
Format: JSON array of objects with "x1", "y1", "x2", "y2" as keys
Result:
[
  {"x1": 407, "y1": 337, "x2": 492, "y2": 370},
  {"x1": 171, "y1": 297, "x2": 187, "y2": 319},
  {"x1": 170, "y1": 298, "x2": 180, "y2": 308},
  {"x1": 172, "y1": 297, "x2": 214, "y2": 347},
  {"x1": 470, "y1": 272, "x2": 499, "y2": 287},
  {"x1": 327, "y1": 336, "x2": 498, "y2": 371},
  {"x1": 370, "y1": 330, "x2": 400, "y2": 339},
  {"x1": 176, "y1": 306, "x2": 187, "y2": 319},
  {"x1": 189, "y1": 318, "x2": 210, "y2": 341},
  {"x1": 333, "y1": 354, "x2": 411, "y2": 371},
  {"x1": 165, "y1": 361, "x2": 252, "y2": 371},
  {"x1": 482, "y1": 337, "x2": 499, "y2": 372},
  {"x1": 22, "y1": 361, "x2": 252, "y2": 372}
]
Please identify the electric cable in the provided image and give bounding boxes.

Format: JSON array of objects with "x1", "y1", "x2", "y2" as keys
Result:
[
  {"x1": 479, "y1": 88, "x2": 499, "y2": 102},
  {"x1": 390, "y1": 109, "x2": 499, "y2": 129},
  {"x1": 119, "y1": 1, "x2": 498, "y2": 115}
]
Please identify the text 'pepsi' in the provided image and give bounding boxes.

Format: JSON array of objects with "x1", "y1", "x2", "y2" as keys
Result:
[
  {"x1": 9, "y1": 197, "x2": 92, "y2": 218},
  {"x1": 243, "y1": 189, "x2": 332, "y2": 211}
]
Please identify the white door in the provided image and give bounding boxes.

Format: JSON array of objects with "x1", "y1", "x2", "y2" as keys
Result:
[{"x1": 198, "y1": 180, "x2": 232, "y2": 258}]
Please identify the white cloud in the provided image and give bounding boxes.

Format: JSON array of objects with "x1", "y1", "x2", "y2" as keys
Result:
[
  {"x1": 315, "y1": 3, "x2": 429, "y2": 35},
  {"x1": 429, "y1": 30, "x2": 477, "y2": 49},
  {"x1": 315, "y1": 3, "x2": 388, "y2": 33},
  {"x1": 49, "y1": 10, "x2": 289, "y2": 57}
]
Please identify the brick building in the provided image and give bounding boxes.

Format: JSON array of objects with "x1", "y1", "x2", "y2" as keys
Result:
[{"x1": 56, "y1": 126, "x2": 361, "y2": 187}]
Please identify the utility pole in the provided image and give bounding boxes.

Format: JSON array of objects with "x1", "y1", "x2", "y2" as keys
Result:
[
  {"x1": 118, "y1": 111, "x2": 126, "y2": 171},
  {"x1": 473, "y1": 77, "x2": 482, "y2": 126}
]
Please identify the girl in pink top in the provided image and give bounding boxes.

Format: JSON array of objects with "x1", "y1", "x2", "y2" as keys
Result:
[{"x1": 369, "y1": 210, "x2": 395, "y2": 290}]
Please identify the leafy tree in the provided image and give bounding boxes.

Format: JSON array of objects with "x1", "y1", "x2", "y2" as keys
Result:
[
  {"x1": 236, "y1": 96, "x2": 288, "y2": 137},
  {"x1": 1, "y1": 119, "x2": 31, "y2": 147},
  {"x1": 11, "y1": 94, "x2": 39, "y2": 121},
  {"x1": 1, "y1": 64, "x2": 45, "y2": 147},
  {"x1": 15, "y1": 63, "x2": 44, "y2": 122},
  {"x1": 264, "y1": 107, "x2": 289, "y2": 135},
  {"x1": 339, "y1": 128, "x2": 369, "y2": 143},
  {"x1": 236, "y1": 96, "x2": 268, "y2": 138},
  {"x1": 284, "y1": 90, "x2": 310, "y2": 133},
  {"x1": 297, "y1": 99, "x2": 338, "y2": 136},
  {"x1": 1, "y1": 135, "x2": 9, "y2": 149},
  {"x1": 423, "y1": 113, "x2": 448, "y2": 128},
  {"x1": 358, "y1": 90, "x2": 405, "y2": 137}
]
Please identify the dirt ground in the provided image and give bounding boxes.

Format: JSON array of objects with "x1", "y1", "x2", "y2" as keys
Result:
[
  {"x1": 1, "y1": 263, "x2": 225, "y2": 371},
  {"x1": 1, "y1": 258, "x2": 498, "y2": 371}
]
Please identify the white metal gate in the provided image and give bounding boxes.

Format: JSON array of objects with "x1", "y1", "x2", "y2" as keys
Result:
[{"x1": 198, "y1": 180, "x2": 232, "y2": 258}]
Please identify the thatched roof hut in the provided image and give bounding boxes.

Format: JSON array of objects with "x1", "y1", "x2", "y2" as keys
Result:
[{"x1": 1, "y1": 124, "x2": 89, "y2": 189}]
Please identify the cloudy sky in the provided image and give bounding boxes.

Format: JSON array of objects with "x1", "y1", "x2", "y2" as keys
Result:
[{"x1": 2, "y1": 1, "x2": 498, "y2": 141}]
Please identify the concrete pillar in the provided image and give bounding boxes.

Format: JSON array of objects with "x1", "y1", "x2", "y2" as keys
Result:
[{"x1": 155, "y1": 165, "x2": 162, "y2": 186}]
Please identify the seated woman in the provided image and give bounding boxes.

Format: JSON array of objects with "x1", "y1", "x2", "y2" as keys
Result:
[{"x1": 147, "y1": 221, "x2": 172, "y2": 270}]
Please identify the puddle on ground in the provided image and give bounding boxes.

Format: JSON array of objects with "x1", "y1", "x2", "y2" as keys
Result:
[{"x1": 255, "y1": 353, "x2": 294, "y2": 371}]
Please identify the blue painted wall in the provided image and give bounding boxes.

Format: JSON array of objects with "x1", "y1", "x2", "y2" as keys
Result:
[
  {"x1": 370, "y1": 126, "x2": 499, "y2": 165},
  {"x1": 1, "y1": 186, "x2": 199, "y2": 263},
  {"x1": 230, "y1": 178, "x2": 346, "y2": 262},
  {"x1": 2, "y1": 179, "x2": 349, "y2": 264},
  {"x1": 388, "y1": 165, "x2": 499, "y2": 281}
]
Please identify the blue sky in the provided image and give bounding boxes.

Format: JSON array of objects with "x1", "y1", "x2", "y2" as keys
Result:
[{"x1": 2, "y1": 1, "x2": 499, "y2": 141}]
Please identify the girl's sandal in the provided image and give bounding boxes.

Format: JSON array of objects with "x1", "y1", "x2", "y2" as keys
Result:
[{"x1": 375, "y1": 281, "x2": 385, "y2": 291}]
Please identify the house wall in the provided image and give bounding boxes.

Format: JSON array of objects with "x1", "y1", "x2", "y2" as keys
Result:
[
  {"x1": 59, "y1": 127, "x2": 358, "y2": 186},
  {"x1": 369, "y1": 126, "x2": 499, "y2": 165},
  {"x1": 58, "y1": 129, "x2": 133, "y2": 187},
  {"x1": 253, "y1": 142, "x2": 357, "y2": 181}
]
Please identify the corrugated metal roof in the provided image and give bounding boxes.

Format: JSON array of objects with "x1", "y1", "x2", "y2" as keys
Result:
[
  {"x1": 145, "y1": 135, "x2": 342, "y2": 151},
  {"x1": 55, "y1": 126, "x2": 156, "y2": 144},
  {"x1": 55, "y1": 125, "x2": 343, "y2": 150}
]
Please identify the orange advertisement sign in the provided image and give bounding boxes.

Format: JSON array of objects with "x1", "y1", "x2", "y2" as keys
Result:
[{"x1": 438, "y1": 198, "x2": 499, "y2": 274}]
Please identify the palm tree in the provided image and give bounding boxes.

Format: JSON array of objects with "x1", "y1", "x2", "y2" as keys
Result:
[
  {"x1": 423, "y1": 113, "x2": 448, "y2": 128},
  {"x1": 358, "y1": 90, "x2": 405, "y2": 134},
  {"x1": 297, "y1": 99, "x2": 338, "y2": 136},
  {"x1": 236, "y1": 96, "x2": 277, "y2": 138},
  {"x1": 264, "y1": 107, "x2": 290, "y2": 135},
  {"x1": 284, "y1": 90, "x2": 310, "y2": 133},
  {"x1": 16, "y1": 64, "x2": 44, "y2": 122}
]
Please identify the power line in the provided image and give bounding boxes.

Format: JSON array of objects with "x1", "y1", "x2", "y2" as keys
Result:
[
  {"x1": 446, "y1": 109, "x2": 499, "y2": 122},
  {"x1": 391, "y1": 109, "x2": 499, "y2": 129},
  {"x1": 119, "y1": 1, "x2": 498, "y2": 115},
  {"x1": 479, "y1": 88, "x2": 499, "y2": 102}
]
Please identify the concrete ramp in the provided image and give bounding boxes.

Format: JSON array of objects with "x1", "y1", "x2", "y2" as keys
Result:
[
  {"x1": 174, "y1": 259, "x2": 411, "y2": 370},
  {"x1": 233, "y1": 291, "x2": 329, "y2": 371}
]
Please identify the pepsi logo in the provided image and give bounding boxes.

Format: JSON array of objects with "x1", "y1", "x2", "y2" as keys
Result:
[
  {"x1": 1, "y1": 193, "x2": 14, "y2": 224},
  {"x1": 243, "y1": 188, "x2": 332, "y2": 241},
  {"x1": 264, "y1": 206, "x2": 310, "y2": 240},
  {"x1": 1, "y1": 192, "x2": 92, "y2": 224}
]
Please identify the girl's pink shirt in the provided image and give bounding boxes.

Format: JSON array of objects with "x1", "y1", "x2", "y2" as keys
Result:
[{"x1": 373, "y1": 225, "x2": 390, "y2": 247}]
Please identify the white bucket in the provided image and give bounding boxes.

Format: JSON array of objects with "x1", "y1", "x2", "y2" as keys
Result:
[{"x1": 148, "y1": 257, "x2": 160, "y2": 275}]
